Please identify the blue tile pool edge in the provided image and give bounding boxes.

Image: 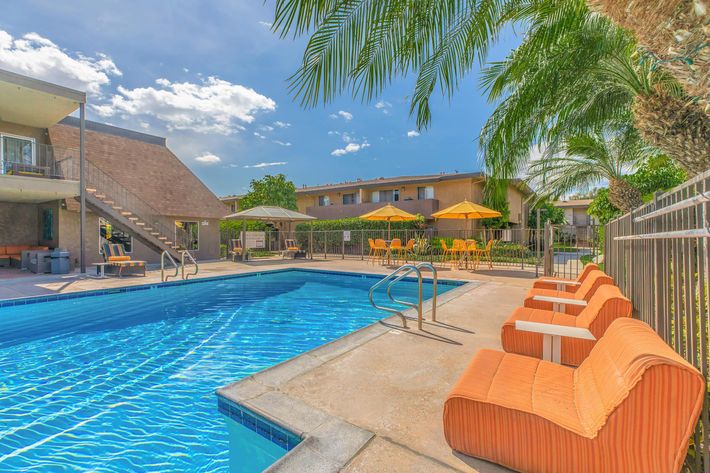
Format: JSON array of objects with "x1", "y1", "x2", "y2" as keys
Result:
[
  {"x1": 0, "y1": 267, "x2": 466, "y2": 308},
  {"x1": 217, "y1": 396, "x2": 302, "y2": 452}
]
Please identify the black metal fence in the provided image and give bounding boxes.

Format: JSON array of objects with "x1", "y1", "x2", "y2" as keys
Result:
[{"x1": 605, "y1": 169, "x2": 710, "y2": 473}]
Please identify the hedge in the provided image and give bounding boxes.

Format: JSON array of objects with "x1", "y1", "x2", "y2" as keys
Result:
[{"x1": 295, "y1": 216, "x2": 425, "y2": 232}]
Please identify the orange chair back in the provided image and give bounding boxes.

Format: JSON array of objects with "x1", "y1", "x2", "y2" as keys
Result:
[
  {"x1": 575, "y1": 285, "x2": 632, "y2": 337},
  {"x1": 576, "y1": 270, "x2": 614, "y2": 300},
  {"x1": 441, "y1": 241, "x2": 449, "y2": 251},
  {"x1": 368, "y1": 238, "x2": 376, "y2": 249},
  {"x1": 374, "y1": 239, "x2": 387, "y2": 249},
  {"x1": 390, "y1": 238, "x2": 402, "y2": 249},
  {"x1": 405, "y1": 239, "x2": 415, "y2": 250},
  {"x1": 452, "y1": 239, "x2": 466, "y2": 251},
  {"x1": 485, "y1": 239, "x2": 494, "y2": 251},
  {"x1": 576, "y1": 263, "x2": 600, "y2": 282},
  {"x1": 466, "y1": 239, "x2": 477, "y2": 251}
]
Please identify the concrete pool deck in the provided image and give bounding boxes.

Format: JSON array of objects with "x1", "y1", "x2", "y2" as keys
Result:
[{"x1": 0, "y1": 259, "x2": 535, "y2": 472}]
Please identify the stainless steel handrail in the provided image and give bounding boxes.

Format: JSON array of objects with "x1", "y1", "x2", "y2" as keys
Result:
[
  {"x1": 415, "y1": 262, "x2": 438, "y2": 323},
  {"x1": 384, "y1": 262, "x2": 438, "y2": 329},
  {"x1": 369, "y1": 264, "x2": 420, "y2": 328},
  {"x1": 161, "y1": 250, "x2": 179, "y2": 282},
  {"x1": 180, "y1": 250, "x2": 199, "y2": 280},
  {"x1": 386, "y1": 267, "x2": 423, "y2": 329}
]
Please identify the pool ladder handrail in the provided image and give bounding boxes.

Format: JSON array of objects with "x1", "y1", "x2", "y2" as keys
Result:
[
  {"x1": 180, "y1": 250, "x2": 199, "y2": 280},
  {"x1": 161, "y1": 250, "x2": 179, "y2": 282},
  {"x1": 369, "y1": 263, "x2": 438, "y2": 330}
]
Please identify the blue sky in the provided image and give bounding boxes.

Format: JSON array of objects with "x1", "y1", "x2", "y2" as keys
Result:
[{"x1": 0, "y1": 1, "x2": 522, "y2": 197}]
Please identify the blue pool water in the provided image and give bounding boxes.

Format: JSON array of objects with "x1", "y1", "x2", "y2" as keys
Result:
[{"x1": 0, "y1": 269, "x2": 458, "y2": 472}]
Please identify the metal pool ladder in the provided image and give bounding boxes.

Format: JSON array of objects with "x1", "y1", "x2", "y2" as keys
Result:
[
  {"x1": 369, "y1": 262, "x2": 438, "y2": 330},
  {"x1": 161, "y1": 250, "x2": 179, "y2": 282},
  {"x1": 180, "y1": 250, "x2": 199, "y2": 280}
]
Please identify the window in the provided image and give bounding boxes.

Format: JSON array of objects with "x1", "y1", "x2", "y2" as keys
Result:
[
  {"x1": 342, "y1": 193, "x2": 357, "y2": 205},
  {"x1": 318, "y1": 195, "x2": 330, "y2": 206},
  {"x1": 417, "y1": 186, "x2": 434, "y2": 200},
  {"x1": 176, "y1": 221, "x2": 199, "y2": 250},
  {"x1": 1, "y1": 134, "x2": 35, "y2": 174},
  {"x1": 377, "y1": 189, "x2": 399, "y2": 202},
  {"x1": 99, "y1": 217, "x2": 132, "y2": 253},
  {"x1": 230, "y1": 203, "x2": 237, "y2": 212}
]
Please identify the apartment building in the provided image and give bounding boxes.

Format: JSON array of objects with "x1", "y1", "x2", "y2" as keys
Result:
[{"x1": 295, "y1": 172, "x2": 532, "y2": 231}]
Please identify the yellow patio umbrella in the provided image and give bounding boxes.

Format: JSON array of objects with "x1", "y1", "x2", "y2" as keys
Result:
[
  {"x1": 431, "y1": 200, "x2": 502, "y2": 238},
  {"x1": 359, "y1": 204, "x2": 417, "y2": 239}
]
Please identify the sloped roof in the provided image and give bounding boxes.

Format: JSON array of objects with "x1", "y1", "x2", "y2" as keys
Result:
[
  {"x1": 224, "y1": 206, "x2": 316, "y2": 221},
  {"x1": 49, "y1": 120, "x2": 226, "y2": 219},
  {"x1": 554, "y1": 199, "x2": 593, "y2": 208}
]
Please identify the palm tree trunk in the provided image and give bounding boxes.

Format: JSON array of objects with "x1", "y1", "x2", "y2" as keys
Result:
[
  {"x1": 632, "y1": 90, "x2": 710, "y2": 175},
  {"x1": 587, "y1": 0, "x2": 709, "y2": 113},
  {"x1": 608, "y1": 178, "x2": 643, "y2": 212}
]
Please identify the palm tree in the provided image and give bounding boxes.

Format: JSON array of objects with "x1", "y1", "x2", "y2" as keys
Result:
[
  {"x1": 525, "y1": 126, "x2": 658, "y2": 212},
  {"x1": 587, "y1": 0, "x2": 708, "y2": 113},
  {"x1": 272, "y1": 0, "x2": 709, "y2": 177},
  {"x1": 479, "y1": 2, "x2": 710, "y2": 181}
]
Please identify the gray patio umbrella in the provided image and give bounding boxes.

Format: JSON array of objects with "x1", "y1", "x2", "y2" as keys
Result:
[{"x1": 223, "y1": 206, "x2": 316, "y2": 253}]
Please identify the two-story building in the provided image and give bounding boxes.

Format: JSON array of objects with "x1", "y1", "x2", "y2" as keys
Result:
[
  {"x1": 295, "y1": 172, "x2": 531, "y2": 231},
  {"x1": 220, "y1": 195, "x2": 243, "y2": 213},
  {"x1": 0, "y1": 69, "x2": 226, "y2": 271},
  {"x1": 553, "y1": 199, "x2": 597, "y2": 226}
]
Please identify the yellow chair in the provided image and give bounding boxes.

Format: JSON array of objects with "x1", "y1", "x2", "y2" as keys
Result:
[
  {"x1": 374, "y1": 239, "x2": 389, "y2": 265},
  {"x1": 367, "y1": 238, "x2": 379, "y2": 264},
  {"x1": 451, "y1": 239, "x2": 467, "y2": 269},
  {"x1": 473, "y1": 239, "x2": 494, "y2": 269},
  {"x1": 440, "y1": 240, "x2": 454, "y2": 268},
  {"x1": 399, "y1": 239, "x2": 415, "y2": 263},
  {"x1": 389, "y1": 238, "x2": 402, "y2": 264}
]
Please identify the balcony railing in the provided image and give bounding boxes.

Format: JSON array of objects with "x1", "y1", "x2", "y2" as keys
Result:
[
  {"x1": 305, "y1": 199, "x2": 439, "y2": 220},
  {"x1": 0, "y1": 143, "x2": 79, "y2": 180}
]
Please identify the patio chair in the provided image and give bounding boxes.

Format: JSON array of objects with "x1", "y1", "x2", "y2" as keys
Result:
[
  {"x1": 532, "y1": 263, "x2": 600, "y2": 292},
  {"x1": 398, "y1": 239, "x2": 415, "y2": 263},
  {"x1": 472, "y1": 239, "x2": 494, "y2": 270},
  {"x1": 229, "y1": 239, "x2": 243, "y2": 262},
  {"x1": 282, "y1": 239, "x2": 301, "y2": 259},
  {"x1": 450, "y1": 239, "x2": 467, "y2": 269},
  {"x1": 443, "y1": 318, "x2": 704, "y2": 473},
  {"x1": 102, "y1": 243, "x2": 146, "y2": 277},
  {"x1": 440, "y1": 241, "x2": 454, "y2": 268},
  {"x1": 374, "y1": 238, "x2": 389, "y2": 264},
  {"x1": 501, "y1": 284, "x2": 632, "y2": 366},
  {"x1": 523, "y1": 269, "x2": 613, "y2": 315},
  {"x1": 388, "y1": 238, "x2": 402, "y2": 264}
]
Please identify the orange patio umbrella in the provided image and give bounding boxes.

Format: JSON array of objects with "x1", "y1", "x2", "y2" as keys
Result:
[
  {"x1": 431, "y1": 200, "x2": 501, "y2": 238},
  {"x1": 359, "y1": 204, "x2": 417, "y2": 239}
]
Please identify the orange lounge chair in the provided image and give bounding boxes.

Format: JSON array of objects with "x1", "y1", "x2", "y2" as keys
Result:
[
  {"x1": 443, "y1": 318, "x2": 704, "y2": 473},
  {"x1": 102, "y1": 243, "x2": 146, "y2": 277},
  {"x1": 501, "y1": 285, "x2": 632, "y2": 366},
  {"x1": 282, "y1": 239, "x2": 301, "y2": 259},
  {"x1": 533, "y1": 263, "x2": 599, "y2": 292},
  {"x1": 229, "y1": 239, "x2": 243, "y2": 261},
  {"x1": 523, "y1": 269, "x2": 613, "y2": 315}
]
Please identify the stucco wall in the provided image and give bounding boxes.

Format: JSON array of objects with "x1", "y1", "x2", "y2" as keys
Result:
[{"x1": 0, "y1": 120, "x2": 49, "y2": 145}]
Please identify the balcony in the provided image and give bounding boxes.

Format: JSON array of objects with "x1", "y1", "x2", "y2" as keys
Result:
[
  {"x1": 306, "y1": 199, "x2": 439, "y2": 220},
  {"x1": 0, "y1": 143, "x2": 80, "y2": 203}
]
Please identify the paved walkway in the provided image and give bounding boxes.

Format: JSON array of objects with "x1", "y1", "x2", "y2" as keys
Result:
[{"x1": 0, "y1": 258, "x2": 535, "y2": 472}]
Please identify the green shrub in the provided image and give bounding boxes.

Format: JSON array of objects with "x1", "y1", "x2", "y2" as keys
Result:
[{"x1": 295, "y1": 215, "x2": 425, "y2": 232}]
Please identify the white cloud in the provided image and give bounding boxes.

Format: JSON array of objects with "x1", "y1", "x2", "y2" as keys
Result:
[
  {"x1": 244, "y1": 161, "x2": 287, "y2": 168},
  {"x1": 273, "y1": 140, "x2": 292, "y2": 147},
  {"x1": 407, "y1": 130, "x2": 420, "y2": 138},
  {"x1": 195, "y1": 152, "x2": 222, "y2": 164},
  {"x1": 274, "y1": 121, "x2": 291, "y2": 128},
  {"x1": 329, "y1": 110, "x2": 353, "y2": 121},
  {"x1": 94, "y1": 76, "x2": 276, "y2": 135},
  {"x1": 254, "y1": 131, "x2": 266, "y2": 139},
  {"x1": 259, "y1": 125, "x2": 274, "y2": 132},
  {"x1": 375, "y1": 101, "x2": 392, "y2": 114},
  {"x1": 0, "y1": 30, "x2": 121, "y2": 94},
  {"x1": 331, "y1": 142, "x2": 370, "y2": 156},
  {"x1": 258, "y1": 21, "x2": 273, "y2": 28}
]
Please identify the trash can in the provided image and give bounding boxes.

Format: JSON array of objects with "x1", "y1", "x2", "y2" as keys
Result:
[{"x1": 50, "y1": 248, "x2": 71, "y2": 274}]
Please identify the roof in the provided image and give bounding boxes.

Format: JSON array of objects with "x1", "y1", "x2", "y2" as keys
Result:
[
  {"x1": 295, "y1": 172, "x2": 485, "y2": 194},
  {"x1": 224, "y1": 206, "x2": 316, "y2": 221},
  {"x1": 554, "y1": 199, "x2": 593, "y2": 208},
  {"x1": 220, "y1": 195, "x2": 243, "y2": 201},
  {"x1": 295, "y1": 171, "x2": 533, "y2": 196},
  {"x1": 49, "y1": 120, "x2": 226, "y2": 219},
  {"x1": 0, "y1": 68, "x2": 85, "y2": 128}
]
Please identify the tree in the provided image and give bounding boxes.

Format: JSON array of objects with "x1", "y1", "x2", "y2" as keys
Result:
[
  {"x1": 525, "y1": 125, "x2": 659, "y2": 212},
  {"x1": 271, "y1": 0, "x2": 709, "y2": 191},
  {"x1": 479, "y1": 1, "x2": 709, "y2": 184},
  {"x1": 239, "y1": 174, "x2": 298, "y2": 210},
  {"x1": 527, "y1": 201, "x2": 566, "y2": 228},
  {"x1": 587, "y1": 155, "x2": 686, "y2": 224}
]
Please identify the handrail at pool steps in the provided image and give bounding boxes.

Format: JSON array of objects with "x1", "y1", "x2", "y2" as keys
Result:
[
  {"x1": 161, "y1": 250, "x2": 179, "y2": 282},
  {"x1": 180, "y1": 250, "x2": 199, "y2": 280},
  {"x1": 369, "y1": 263, "x2": 438, "y2": 330}
]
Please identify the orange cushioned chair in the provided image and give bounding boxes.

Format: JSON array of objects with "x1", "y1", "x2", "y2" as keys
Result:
[
  {"x1": 501, "y1": 285, "x2": 632, "y2": 366},
  {"x1": 523, "y1": 269, "x2": 613, "y2": 315},
  {"x1": 443, "y1": 318, "x2": 704, "y2": 473},
  {"x1": 532, "y1": 263, "x2": 599, "y2": 292}
]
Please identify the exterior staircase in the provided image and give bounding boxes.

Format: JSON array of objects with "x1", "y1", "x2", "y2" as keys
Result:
[{"x1": 79, "y1": 161, "x2": 186, "y2": 260}]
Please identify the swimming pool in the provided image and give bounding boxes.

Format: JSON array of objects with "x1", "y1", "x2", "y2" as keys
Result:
[{"x1": 0, "y1": 269, "x2": 460, "y2": 472}]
